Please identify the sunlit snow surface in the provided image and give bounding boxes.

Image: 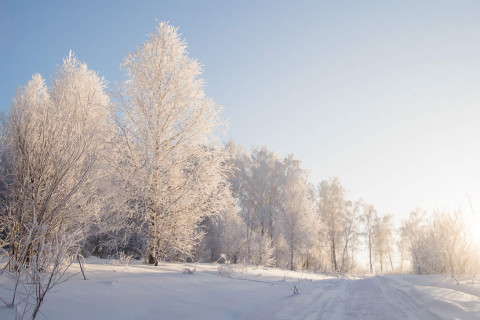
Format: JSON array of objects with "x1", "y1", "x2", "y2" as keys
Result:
[{"x1": 1, "y1": 257, "x2": 480, "y2": 319}]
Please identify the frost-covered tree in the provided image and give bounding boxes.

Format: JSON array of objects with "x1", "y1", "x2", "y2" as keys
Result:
[
  {"x1": 398, "y1": 209, "x2": 426, "y2": 271},
  {"x1": 437, "y1": 211, "x2": 470, "y2": 279},
  {"x1": 409, "y1": 210, "x2": 475, "y2": 278},
  {"x1": 360, "y1": 202, "x2": 377, "y2": 274},
  {"x1": 0, "y1": 53, "x2": 112, "y2": 318},
  {"x1": 227, "y1": 145, "x2": 283, "y2": 265},
  {"x1": 409, "y1": 218, "x2": 446, "y2": 275},
  {"x1": 373, "y1": 214, "x2": 394, "y2": 273},
  {"x1": 114, "y1": 22, "x2": 231, "y2": 265},
  {"x1": 196, "y1": 205, "x2": 246, "y2": 264},
  {"x1": 316, "y1": 178, "x2": 346, "y2": 272},
  {"x1": 226, "y1": 144, "x2": 319, "y2": 269},
  {"x1": 280, "y1": 155, "x2": 316, "y2": 270},
  {"x1": 339, "y1": 200, "x2": 360, "y2": 273}
]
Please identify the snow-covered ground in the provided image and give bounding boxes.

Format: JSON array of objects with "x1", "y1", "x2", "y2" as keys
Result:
[{"x1": 1, "y1": 258, "x2": 480, "y2": 319}]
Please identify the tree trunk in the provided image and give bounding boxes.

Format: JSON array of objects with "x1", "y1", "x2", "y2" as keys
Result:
[
  {"x1": 368, "y1": 235, "x2": 373, "y2": 274},
  {"x1": 331, "y1": 237, "x2": 337, "y2": 272},
  {"x1": 380, "y1": 252, "x2": 383, "y2": 273},
  {"x1": 290, "y1": 243, "x2": 294, "y2": 271},
  {"x1": 388, "y1": 247, "x2": 394, "y2": 271}
]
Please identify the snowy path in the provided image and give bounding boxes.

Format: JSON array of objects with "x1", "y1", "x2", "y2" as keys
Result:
[
  {"x1": 243, "y1": 275, "x2": 480, "y2": 320},
  {"x1": 243, "y1": 277, "x2": 438, "y2": 319},
  {"x1": 2, "y1": 259, "x2": 480, "y2": 319}
]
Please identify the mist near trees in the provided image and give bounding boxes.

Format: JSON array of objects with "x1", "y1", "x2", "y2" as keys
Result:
[{"x1": 1, "y1": 21, "x2": 479, "y2": 319}]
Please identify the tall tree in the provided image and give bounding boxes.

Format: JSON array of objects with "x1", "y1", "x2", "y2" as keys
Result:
[{"x1": 115, "y1": 22, "x2": 230, "y2": 265}]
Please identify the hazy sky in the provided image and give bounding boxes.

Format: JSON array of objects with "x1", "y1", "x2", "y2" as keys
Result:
[{"x1": 1, "y1": 1, "x2": 480, "y2": 221}]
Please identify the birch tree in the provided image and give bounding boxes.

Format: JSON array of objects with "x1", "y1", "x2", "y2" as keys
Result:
[
  {"x1": 373, "y1": 214, "x2": 394, "y2": 273},
  {"x1": 339, "y1": 200, "x2": 360, "y2": 273},
  {"x1": 360, "y1": 202, "x2": 377, "y2": 274},
  {"x1": 280, "y1": 155, "x2": 315, "y2": 270},
  {"x1": 226, "y1": 145, "x2": 282, "y2": 265},
  {"x1": 317, "y1": 177, "x2": 346, "y2": 272},
  {"x1": 115, "y1": 22, "x2": 231, "y2": 265},
  {"x1": 226, "y1": 145, "x2": 319, "y2": 269}
]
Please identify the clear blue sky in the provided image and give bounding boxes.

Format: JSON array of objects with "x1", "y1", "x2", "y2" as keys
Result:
[{"x1": 2, "y1": 1, "x2": 480, "y2": 221}]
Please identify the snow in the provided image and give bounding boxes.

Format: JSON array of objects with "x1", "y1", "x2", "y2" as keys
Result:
[{"x1": 1, "y1": 258, "x2": 480, "y2": 319}]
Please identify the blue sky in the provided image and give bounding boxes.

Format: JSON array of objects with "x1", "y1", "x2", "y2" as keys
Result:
[{"x1": 2, "y1": 1, "x2": 480, "y2": 220}]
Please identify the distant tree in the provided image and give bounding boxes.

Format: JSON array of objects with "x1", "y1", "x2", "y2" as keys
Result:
[
  {"x1": 339, "y1": 200, "x2": 360, "y2": 273},
  {"x1": 360, "y1": 202, "x2": 377, "y2": 274},
  {"x1": 317, "y1": 177, "x2": 346, "y2": 272},
  {"x1": 227, "y1": 145, "x2": 283, "y2": 265},
  {"x1": 280, "y1": 155, "x2": 315, "y2": 270},
  {"x1": 226, "y1": 144, "x2": 318, "y2": 269},
  {"x1": 398, "y1": 209, "x2": 426, "y2": 271},
  {"x1": 373, "y1": 214, "x2": 394, "y2": 273}
]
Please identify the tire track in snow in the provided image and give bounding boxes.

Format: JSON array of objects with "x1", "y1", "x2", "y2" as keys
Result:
[
  {"x1": 239, "y1": 276, "x2": 442, "y2": 319},
  {"x1": 338, "y1": 277, "x2": 424, "y2": 319}
]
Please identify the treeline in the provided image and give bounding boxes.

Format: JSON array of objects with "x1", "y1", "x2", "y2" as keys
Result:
[{"x1": 199, "y1": 145, "x2": 397, "y2": 274}]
